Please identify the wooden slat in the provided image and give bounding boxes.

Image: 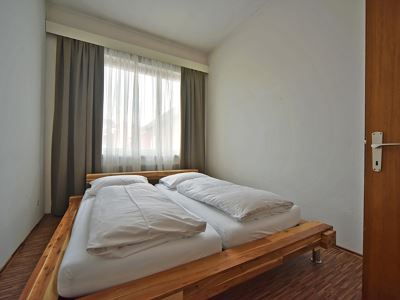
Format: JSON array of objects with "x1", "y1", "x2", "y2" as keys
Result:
[
  {"x1": 86, "y1": 169, "x2": 198, "y2": 183},
  {"x1": 162, "y1": 291, "x2": 184, "y2": 300},
  {"x1": 184, "y1": 257, "x2": 283, "y2": 300},
  {"x1": 80, "y1": 222, "x2": 334, "y2": 300},
  {"x1": 321, "y1": 230, "x2": 336, "y2": 249},
  {"x1": 19, "y1": 196, "x2": 82, "y2": 300}
]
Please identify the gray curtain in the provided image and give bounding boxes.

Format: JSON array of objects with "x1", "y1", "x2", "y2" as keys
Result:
[
  {"x1": 51, "y1": 36, "x2": 104, "y2": 216},
  {"x1": 180, "y1": 67, "x2": 206, "y2": 172}
]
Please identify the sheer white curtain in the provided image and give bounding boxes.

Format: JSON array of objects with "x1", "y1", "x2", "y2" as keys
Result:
[{"x1": 102, "y1": 48, "x2": 181, "y2": 172}]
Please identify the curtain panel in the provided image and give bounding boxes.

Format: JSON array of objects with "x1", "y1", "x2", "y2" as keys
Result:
[
  {"x1": 51, "y1": 36, "x2": 104, "y2": 216},
  {"x1": 180, "y1": 68, "x2": 206, "y2": 172},
  {"x1": 101, "y1": 48, "x2": 181, "y2": 172}
]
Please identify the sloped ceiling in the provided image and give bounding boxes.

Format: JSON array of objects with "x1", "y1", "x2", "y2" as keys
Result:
[{"x1": 47, "y1": 0, "x2": 268, "y2": 52}]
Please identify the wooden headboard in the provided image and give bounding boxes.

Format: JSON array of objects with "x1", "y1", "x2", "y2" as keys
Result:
[{"x1": 86, "y1": 169, "x2": 198, "y2": 184}]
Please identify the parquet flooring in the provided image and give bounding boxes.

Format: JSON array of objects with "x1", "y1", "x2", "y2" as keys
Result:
[
  {"x1": 0, "y1": 215, "x2": 60, "y2": 300},
  {"x1": 213, "y1": 247, "x2": 362, "y2": 300}
]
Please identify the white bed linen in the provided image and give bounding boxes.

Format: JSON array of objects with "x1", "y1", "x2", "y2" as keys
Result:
[
  {"x1": 176, "y1": 176, "x2": 293, "y2": 221},
  {"x1": 87, "y1": 175, "x2": 148, "y2": 196},
  {"x1": 159, "y1": 172, "x2": 207, "y2": 189},
  {"x1": 87, "y1": 184, "x2": 206, "y2": 258},
  {"x1": 156, "y1": 184, "x2": 301, "y2": 249},
  {"x1": 58, "y1": 192, "x2": 222, "y2": 298}
]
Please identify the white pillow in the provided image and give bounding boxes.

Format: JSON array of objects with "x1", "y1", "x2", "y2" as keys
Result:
[
  {"x1": 88, "y1": 175, "x2": 148, "y2": 196},
  {"x1": 159, "y1": 172, "x2": 207, "y2": 189}
]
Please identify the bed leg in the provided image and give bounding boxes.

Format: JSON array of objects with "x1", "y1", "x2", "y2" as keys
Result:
[{"x1": 310, "y1": 248, "x2": 322, "y2": 264}]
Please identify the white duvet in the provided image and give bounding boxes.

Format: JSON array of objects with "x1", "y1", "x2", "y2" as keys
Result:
[
  {"x1": 177, "y1": 177, "x2": 293, "y2": 221},
  {"x1": 87, "y1": 183, "x2": 206, "y2": 258}
]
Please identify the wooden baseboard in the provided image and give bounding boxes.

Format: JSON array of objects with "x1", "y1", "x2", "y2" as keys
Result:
[{"x1": 335, "y1": 245, "x2": 362, "y2": 258}]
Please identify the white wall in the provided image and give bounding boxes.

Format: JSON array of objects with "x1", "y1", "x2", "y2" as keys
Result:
[
  {"x1": 207, "y1": 0, "x2": 365, "y2": 253},
  {"x1": 0, "y1": 0, "x2": 46, "y2": 268}
]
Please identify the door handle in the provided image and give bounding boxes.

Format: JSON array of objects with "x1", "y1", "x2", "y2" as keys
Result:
[
  {"x1": 371, "y1": 131, "x2": 400, "y2": 172},
  {"x1": 371, "y1": 143, "x2": 400, "y2": 149}
]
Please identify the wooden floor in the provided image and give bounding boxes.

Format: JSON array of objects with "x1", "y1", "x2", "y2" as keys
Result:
[
  {"x1": 0, "y1": 215, "x2": 61, "y2": 300},
  {"x1": 213, "y1": 247, "x2": 362, "y2": 300},
  {"x1": 0, "y1": 216, "x2": 362, "y2": 300}
]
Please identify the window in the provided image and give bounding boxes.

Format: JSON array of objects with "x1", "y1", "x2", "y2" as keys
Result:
[{"x1": 102, "y1": 49, "x2": 181, "y2": 172}]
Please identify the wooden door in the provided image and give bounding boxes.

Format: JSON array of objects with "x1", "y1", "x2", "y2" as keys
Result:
[{"x1": 364, "y1": 0, "x2": 400, "y2": 299}]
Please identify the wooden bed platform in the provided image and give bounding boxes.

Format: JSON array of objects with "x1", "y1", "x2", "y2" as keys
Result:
[{"x1": 20, "y1": 169, "x2": 336, "y2": 300}]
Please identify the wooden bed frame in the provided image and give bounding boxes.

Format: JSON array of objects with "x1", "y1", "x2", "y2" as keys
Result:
[{"x1": 20, "y1": 169, "x2": 336, "y2": 300}]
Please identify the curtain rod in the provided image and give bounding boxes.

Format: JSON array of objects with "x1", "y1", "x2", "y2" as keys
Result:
[{"x1": 46, "y1": 21, "x2": 209, "y2": 73}]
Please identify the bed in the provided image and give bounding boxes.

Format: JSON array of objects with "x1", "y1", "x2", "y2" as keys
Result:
[
  {"x1": 20, "y1": 169, "x2": 336, "y2": 300},
  {"x1": 156, "y1": 184, "x2": 301, "y2": 249}
]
